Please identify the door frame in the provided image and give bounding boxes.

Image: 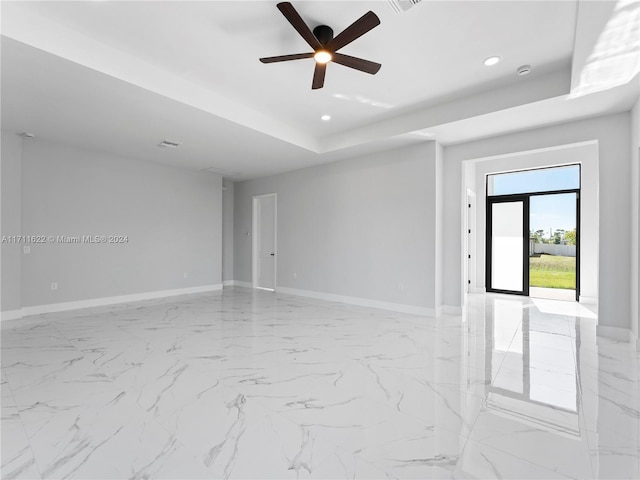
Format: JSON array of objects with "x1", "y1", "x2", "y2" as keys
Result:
[
  {"x1": 465, "y1": 188, "x2": 477, "y2": 294},
  {"x1": 486, "y1": 194, "x2": 530, "y2": 296},
  {"x1": 486, "y1": 188, "x2": 581, "y2": 300},
  {"x1": 252, "y1": 193, "x2": 277, "y2": 291}
]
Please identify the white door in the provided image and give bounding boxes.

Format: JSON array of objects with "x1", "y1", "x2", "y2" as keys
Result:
[{"x1": 253, "y1": 194, "x2": 276, "y2": 290}]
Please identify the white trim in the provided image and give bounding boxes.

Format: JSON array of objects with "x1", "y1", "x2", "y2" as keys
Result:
[
  {"x1": 1, "y1": 310, "x2": 23, "y2": 321},
  {"x1": 596, "y1": 324, "x2": 634, "y2": 343},
  {"x1": 470, "y1": 287, "x2": 486, "y2": 294},
  {"x1": 579, "y1": 296, "x2": 598, "y2": 305},
  {"x1": 276, "y1": 286, "x2": 435, "y2": 317},
  {"x1": 1, "y1": 284, "x2": 222, "y2": 320},
  {"x1": 224, "y1": 280, "x2": 252, "y2": 289},
  {"x1": 468, "y1": 140, "x2": 599, "y2": 165},
  {"x1": 443, "y1": 305, "x2": 464, "y2": 315}
]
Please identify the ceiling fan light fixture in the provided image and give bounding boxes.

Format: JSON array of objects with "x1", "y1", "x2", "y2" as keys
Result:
[{"x1": 314, "y1": 50, "x2": 332, "y2": 64}]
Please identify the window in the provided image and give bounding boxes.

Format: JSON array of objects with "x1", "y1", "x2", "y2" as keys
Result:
[{"x1": 488, "y1": 164, "x2": 580, "y2": 196}]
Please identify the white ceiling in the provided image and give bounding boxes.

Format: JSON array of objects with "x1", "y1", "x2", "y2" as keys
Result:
[{"x1": 1, "y1": 0, "x2": 638, "y2": 180}]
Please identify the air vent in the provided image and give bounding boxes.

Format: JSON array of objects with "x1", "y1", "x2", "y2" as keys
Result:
[
  {"x1": 158, "y1": 139, "x2": 181, "y2": 148},
  {"x1": 386, "y1": 0, "x2": 422, "y2": 14}
]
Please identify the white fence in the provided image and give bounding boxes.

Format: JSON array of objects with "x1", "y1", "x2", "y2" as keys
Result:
[{"x1": 533, "y1": 242, "x2": 576, "y2": 257}]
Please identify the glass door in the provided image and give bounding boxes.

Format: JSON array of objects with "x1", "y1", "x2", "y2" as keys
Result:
[
  {"x1": 486, "y1": 196, "x2": 529, "y2": 295},
  {"x1": 529, "y1": 192, "x2": 579, "y2": 301}
]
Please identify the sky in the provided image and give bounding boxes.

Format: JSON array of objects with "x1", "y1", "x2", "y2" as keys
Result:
[
  {"x1": 490, "y1": 166, "x2": 579, "y2": 236},
  {"x1": 529, "y1": 194, "x2": 576, "y2": 234}
]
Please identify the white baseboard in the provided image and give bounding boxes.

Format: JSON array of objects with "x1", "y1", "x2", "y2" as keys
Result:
[
  {"x1": 1, "y1": 284, "x2": 223, "y2": 321},
  {"x1": 469, "y1": 287, "x2": 486, "y2": 294},
  {"x1": 443, "y1": 305, "x2": 464, "y2": 315},
  {"x1": 223, "y1": 280, "x2": 252, "y2": 289},
  {"x1": 579, "y1": 296, "x2": 598, "y2": 305},
  {"x1": 596, "y1": 324, "x2": 634, "y2": 343},
  {"x1": 0, "y1": 310, "x2": 23, "y2": 321},
  {"x1": 275, "y1": 286, "x2": 435, "y2": 317}
]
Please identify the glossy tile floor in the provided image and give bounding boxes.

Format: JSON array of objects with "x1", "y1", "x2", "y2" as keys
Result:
[{"x1": 2, "y1": 288, "x2": 639, "y2": 479}]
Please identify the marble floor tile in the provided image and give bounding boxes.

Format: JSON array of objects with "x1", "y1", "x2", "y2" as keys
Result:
[
  {"x1": 2, "y1": 288, "x2": 639, "y2": 479},
  {"x1": 1, "y1": 406, "x2": 41, "y2": 480}
]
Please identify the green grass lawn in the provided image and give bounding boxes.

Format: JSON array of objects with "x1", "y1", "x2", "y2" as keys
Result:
[{"x1": 529, "y1": 254, "x2": 576, "y2": 289}]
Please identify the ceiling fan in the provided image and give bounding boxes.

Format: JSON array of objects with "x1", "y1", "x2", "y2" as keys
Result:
[{"x1": 259, "y1": 2, "x2": 381, "y2": 90}]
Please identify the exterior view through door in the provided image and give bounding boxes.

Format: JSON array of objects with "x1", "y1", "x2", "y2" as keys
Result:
[
  {"x1": 486, "y1": 165, "x2": 580, "y2": 301},
  {"x1": 252, "y1": 193, "x2": 277, "y2": 291}
]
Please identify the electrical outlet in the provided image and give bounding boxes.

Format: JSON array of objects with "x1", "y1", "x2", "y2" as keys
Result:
[
  {"x1": 183, "y1": 272, "x2": 188, "y2": 279},
  {"x1": 51, "y1": 282, "x2": 58, "y2": 290},
  {"x1": 23, "y1": 246, "x2": 31, "y2": 254}
]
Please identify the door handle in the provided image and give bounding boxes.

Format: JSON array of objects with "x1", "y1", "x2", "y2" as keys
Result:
[{"x1": 270, "y1": 253, "x2": 275, "y2": 256}]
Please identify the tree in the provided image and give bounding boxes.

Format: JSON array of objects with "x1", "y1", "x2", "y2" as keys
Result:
[
  {"x1": 552, "y1": 229, "x2": 565, "y2": 245},
  {"x1": 531, "y1": 229, "x2": 546, "y2": 243},
  {"x1": 564, "y1": 228, "x2": 577, "y2": 246}
]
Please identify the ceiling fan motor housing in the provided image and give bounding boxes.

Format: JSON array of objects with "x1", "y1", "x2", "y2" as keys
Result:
[{"x1": 313, "y1": 25, "x2": 334, "y2": 46}]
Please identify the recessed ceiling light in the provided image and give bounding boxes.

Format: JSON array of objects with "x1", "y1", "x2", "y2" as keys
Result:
[
  {"x1": 321, "y1": 115, "x2": 331, "y2": 121},
  {"x1": 517, "y1": 64, "x2": 532, "y2": 76},
  {"x1": 483, "y1": 56, "x2": 500, "y2": 66},
  {"x1": 158, "y1": 139, "x2": 181, "y2": 148}
]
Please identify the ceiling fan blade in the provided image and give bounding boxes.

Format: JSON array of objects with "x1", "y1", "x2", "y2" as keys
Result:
[
  {"x1": 326, "y1": 11, "x2": 380, "y2": 52},
  {"x1": 312, "y1": 63, "x2": 326, "y2": 90},
  {"x1": 332, "y1": 53, "x2": 381, "y2": 75},
  {"x1": 260, "y1": 53, "x2": 314, "y2": 63},
  {"x1": 277, "y1": 2, "x2": 322, "y2": 50}
]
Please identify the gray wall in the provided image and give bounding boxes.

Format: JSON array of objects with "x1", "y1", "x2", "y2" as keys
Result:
[
  {"x1": 4, "y1": 138, "x2": 223, "y2": 310},
  {"x1": 234, "y1": 143, "x2": 440, "y2": 310},
  {"x1": 1, "y1": 131, "x2": 23, "y2": 311},
  {"x1": 444, "y1": 112, "x2": 632, "y2": 331},
  {"x1": 222, "y1": 181, "x2": 234, "y2": 282}
]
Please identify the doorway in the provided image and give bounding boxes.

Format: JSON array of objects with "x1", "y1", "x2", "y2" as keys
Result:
[
  {"x1": 485, "y1": 165, "x2": 580, "y2": 301},
  {"x1": 252, "y1": 194, "x2": 277, "y2": 291}
]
